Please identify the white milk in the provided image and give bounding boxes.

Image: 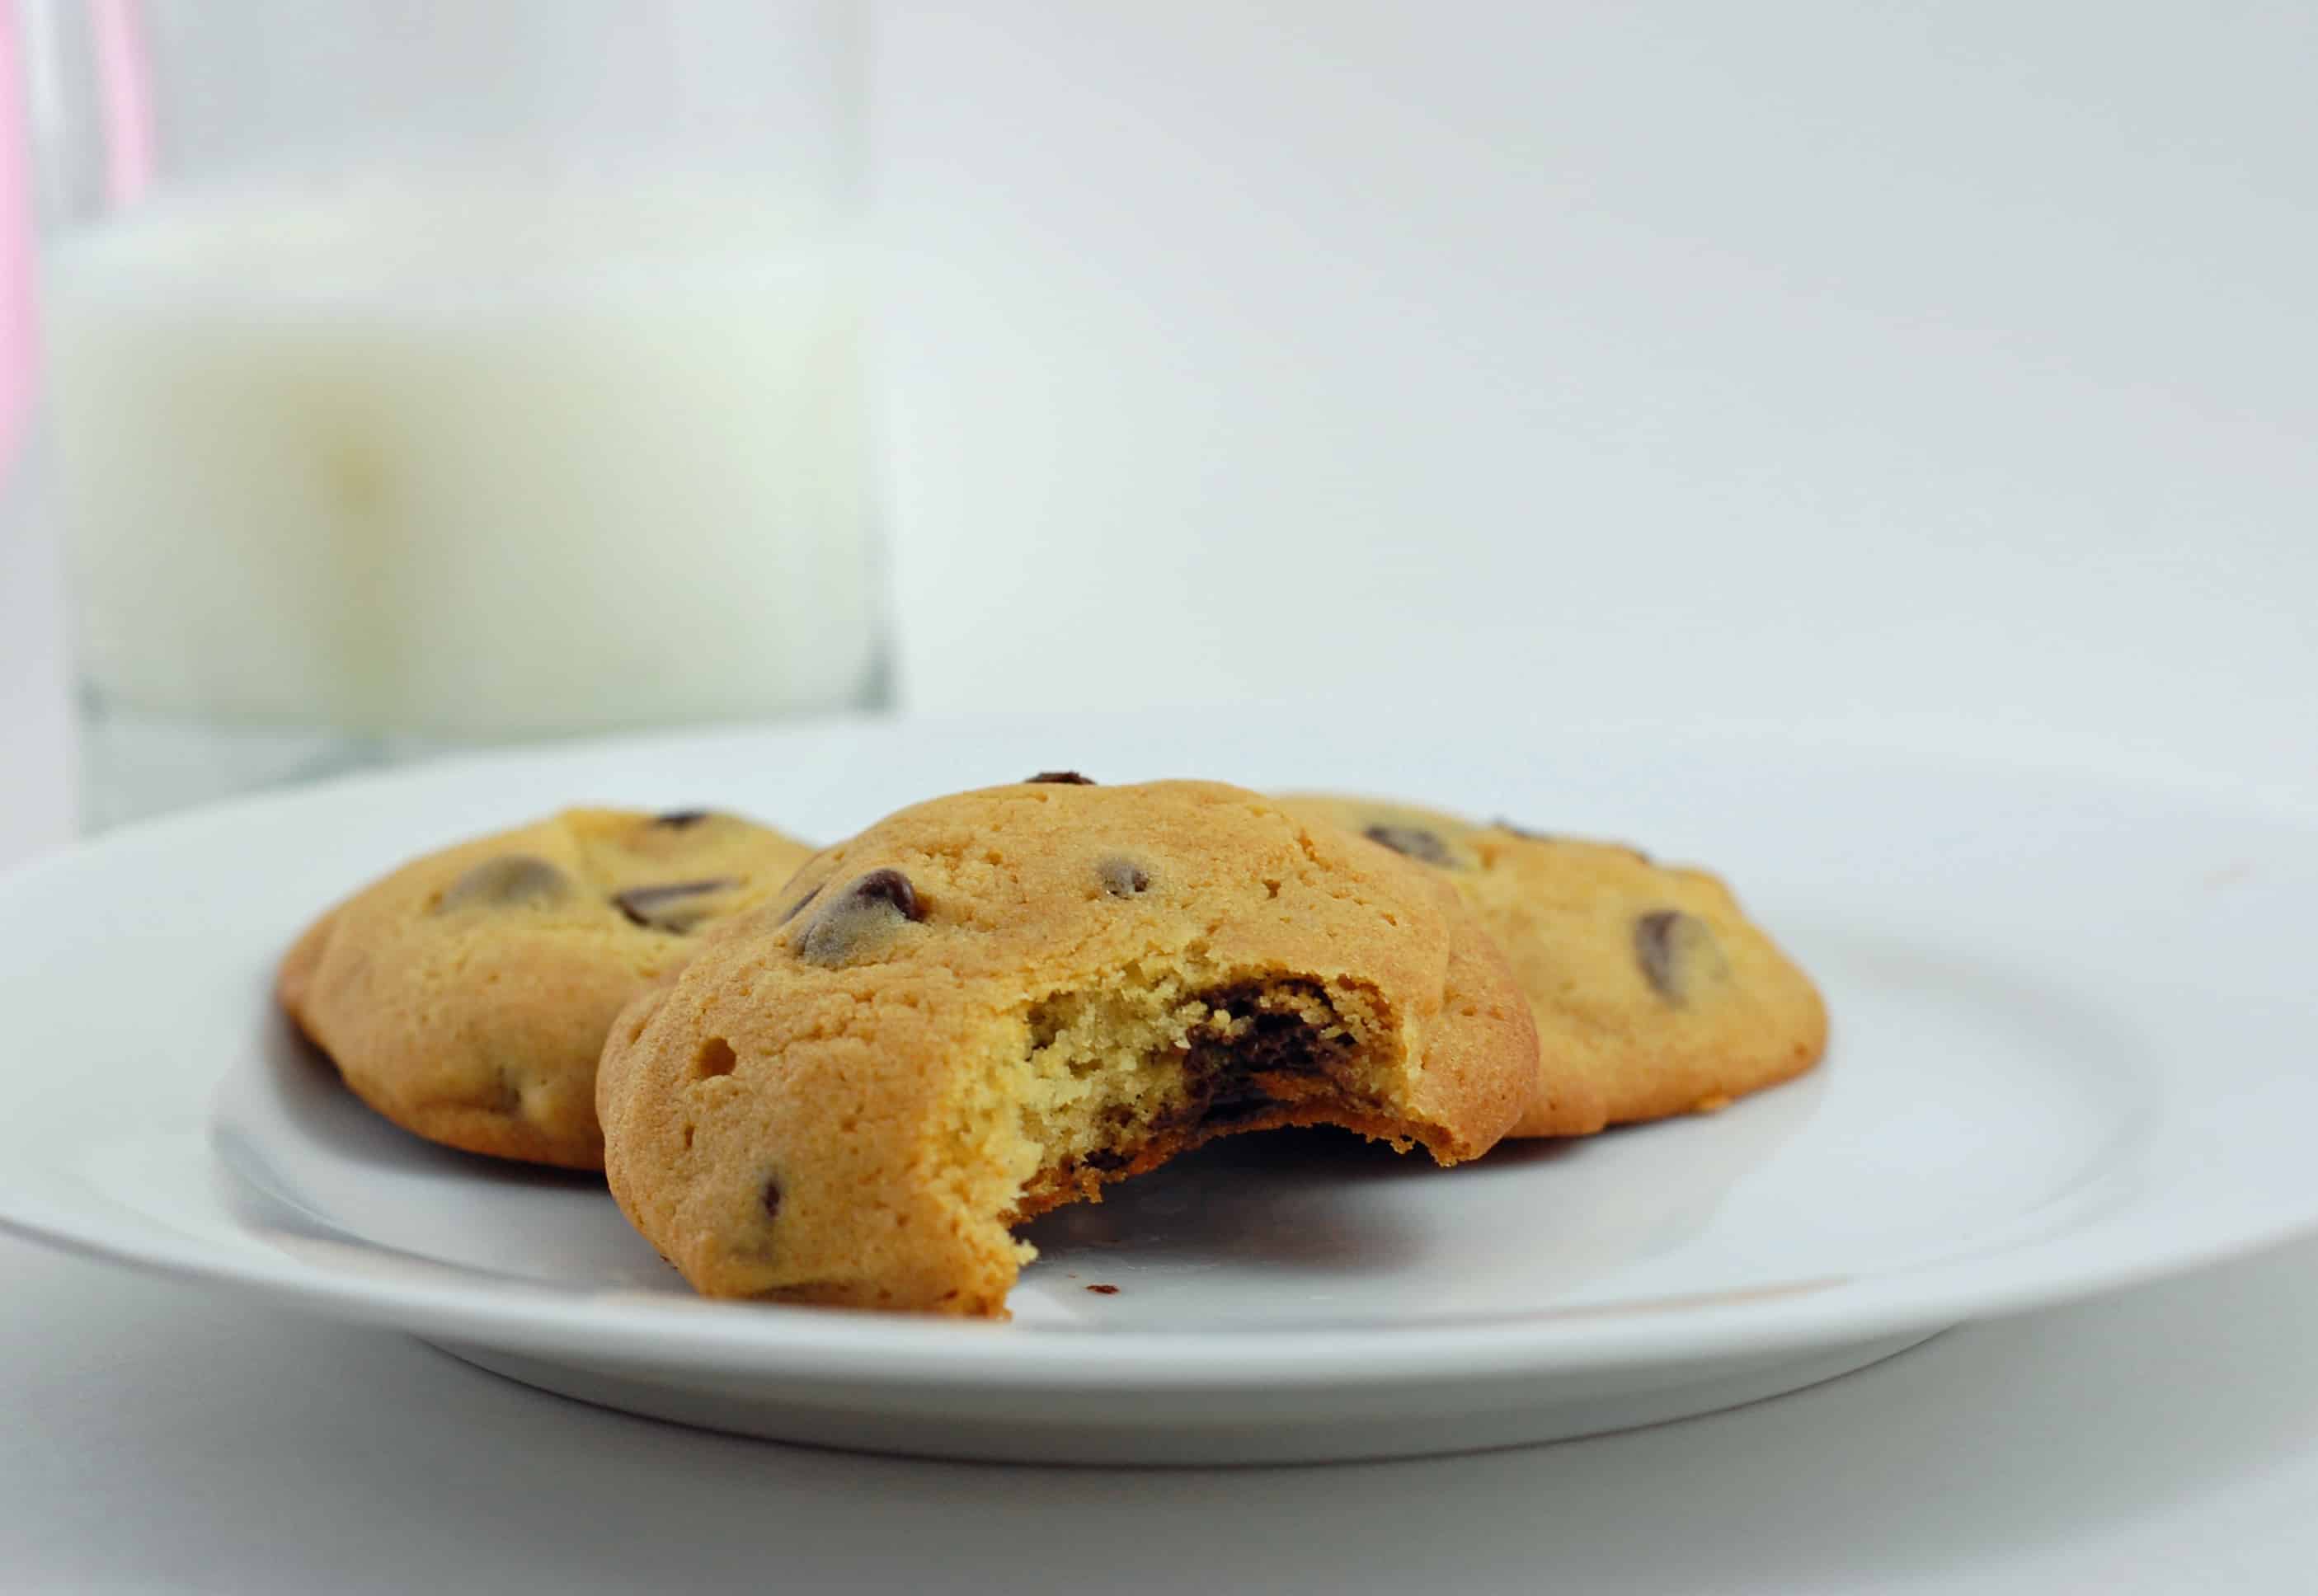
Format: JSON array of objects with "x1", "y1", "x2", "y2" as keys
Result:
[{"x1": 43, "y1": 181, "x2": 881, "y2": 741}]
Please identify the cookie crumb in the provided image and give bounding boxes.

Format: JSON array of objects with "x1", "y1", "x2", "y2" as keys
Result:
[{"x1": 1084, "y1": 1283, "x2": 1120, "y2": 1295}]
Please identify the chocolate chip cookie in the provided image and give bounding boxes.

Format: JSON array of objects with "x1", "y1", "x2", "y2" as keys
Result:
[
  {"x1": 278, "y1": 809, "x2": 816, "y2": 1169},
  {"x1": 1277, "y1": 796, "x2": 1827, "y2": 1134},
  {"x1": 596, "y1": 777, "x2": 1549, "y2": 1315}
]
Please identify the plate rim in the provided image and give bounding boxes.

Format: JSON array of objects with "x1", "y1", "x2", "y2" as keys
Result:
[
  {"x1": 3, "y1": 710, "x2": 2315, "y2": 1391},
  {"x1": 2, "y1": 1193, "x2": 2299, "y2": 1388}
]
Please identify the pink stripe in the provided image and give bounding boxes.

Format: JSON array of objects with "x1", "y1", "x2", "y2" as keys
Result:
[
  {"x1": 0, "y1": 0, "x2": 37, "y2": 467},
  {"x1": 92, "y1": 0, "x2": 153, "y2": 206}
]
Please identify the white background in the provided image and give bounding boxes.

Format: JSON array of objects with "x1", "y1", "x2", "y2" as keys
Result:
[
  {"x1": 878, "y1": 2, "x2": 2317, "y2": 795},
  {"x1": 6, "y1": 1, "x2": 2318, "y2": 1589}
]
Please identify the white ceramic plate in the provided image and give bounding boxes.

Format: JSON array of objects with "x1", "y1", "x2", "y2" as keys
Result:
[{"x1": 2, "y1": 714, "x2": 2312, "y2": 1464}]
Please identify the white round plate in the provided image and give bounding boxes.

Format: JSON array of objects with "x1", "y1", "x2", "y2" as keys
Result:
[{"x1": 2, "y1": 714, "x2": 2312, "y2": 1465}]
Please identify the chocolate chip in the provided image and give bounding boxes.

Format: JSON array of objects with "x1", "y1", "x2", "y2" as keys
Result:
[
  {"x1": 613, "y1": 877, "x2": 739, "y2": 932},
  {"x1": 795, "y1": 868, "x2": 924, "y2": 966},
  {"x1": 1097, "y1": 856, "x2": 1150, "y2": 897},
  {"x1": 761, "y1": 1175, "x2": 783, "y2": 1220},
  {"x1": 1634, "y1": 908, "x2": 1719, "y2": 1002},
  {"x1": 1027, "y1": 771, "x2": 1095, "y2": 785},
  {"x1": 435, "y1": 855, "x2": 569, "y2": 913},
  {"x1": 849, "y1": 868, "x2": 919, "y2": 918},
  {"x1": 651, "y1": 809, "x2": 712, "y2": 829},
  {"x1": 775, "y1": 882, "x2": 823, "y2": 925},
  {"x1": 1364, "y1": 824, "x2": 1458, "y2": 869},
  {"x1": 1085, "y1": 1283, "x2": 1120, "y2": 1295}
]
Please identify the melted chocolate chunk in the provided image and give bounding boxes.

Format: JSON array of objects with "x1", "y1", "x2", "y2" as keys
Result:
[
  {"x1": 795, "y1": 868, "x2": 925, "y2": 966},
  {"x1": 614, "y1": 877, "x2": 740, "y2": 932},
  {"x1": 435, "y1": 855, "x2": 569, "y2": 913},
  {"x1": 1196, "y1": 1091, "x2": 1281, "y2": 1127},
  {"x1": 761, "y1": 1175, "x2": 783, "y2": 1221},
  {"x1": 1179, "y1": 983, "x2": 1353, "y2": 1123},
  {"x1": 1634, "y1": 908, "x2": 1716, "y2": 1002},
  {"x1": 1097, "y1": 856, "x2": 1151, "y2": 897},
  {"x1": 1364, "y1": 824, "x2": 1459, "y2": 869},
  {"x1": 651, "y1": 810, "x2": 712, "y2": 829},
  {"x1": 1194, "y1": 991, "x2": 1339, "y2": 1076},
  {"x1": 1027, "y1": 771, "x2": 1095, "y2": 785},
  {"x1": 1056, "y1": 986, "x2": 1357, "y2": 1188}
]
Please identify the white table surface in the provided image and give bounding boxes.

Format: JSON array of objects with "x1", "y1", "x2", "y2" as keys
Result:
[{"x1": 8, "y1": 533, "x2": 2318, "y2": 1595}]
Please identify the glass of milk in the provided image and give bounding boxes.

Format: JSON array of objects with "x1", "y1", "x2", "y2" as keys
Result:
[{"x1": 18, "y1": 1, "x2": 883, "y2": 828}]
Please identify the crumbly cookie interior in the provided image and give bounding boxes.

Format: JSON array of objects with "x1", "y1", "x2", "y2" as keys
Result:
[{"x1": 937, "y1": 969, "x2": 1427, "y2": 1240}]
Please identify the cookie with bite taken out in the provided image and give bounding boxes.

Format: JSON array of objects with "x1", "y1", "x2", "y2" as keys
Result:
[{"x1": 595, "y1": 775, "x2": 1558, "y2": 1315}]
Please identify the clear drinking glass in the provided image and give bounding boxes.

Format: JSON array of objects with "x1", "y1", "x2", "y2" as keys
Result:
[{"x1": 16, "y1": 0, "x2": 883, "y2": 829}]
